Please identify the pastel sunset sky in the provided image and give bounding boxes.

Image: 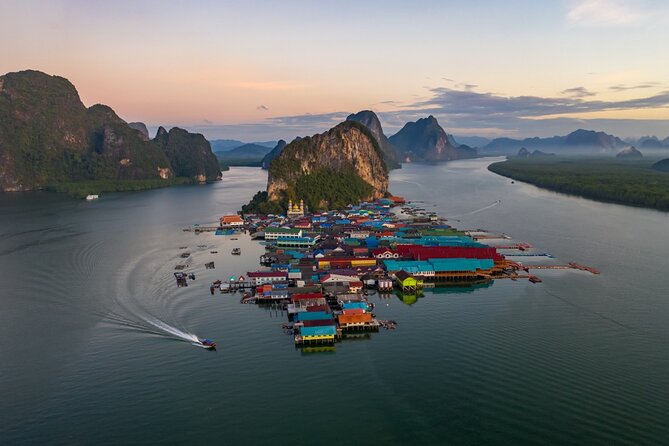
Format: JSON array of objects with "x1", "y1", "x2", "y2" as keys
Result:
[{"x1": 2, "y1": 0, "x2": 668, "y2": 141}]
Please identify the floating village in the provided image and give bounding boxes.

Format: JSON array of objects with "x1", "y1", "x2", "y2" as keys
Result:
[{"x1": 179, "y1": 197, "x2": 599, "y2": 351}]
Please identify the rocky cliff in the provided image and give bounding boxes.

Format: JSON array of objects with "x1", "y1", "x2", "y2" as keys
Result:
[
  {"x1": 0, "y1": 70, "x2": 220, "y2": 191},
  {"x1": 346, "y1": 110, "x2": 401, "y2": 169},
  {"x1": 154, "y1": 127, "x2": 222, "y2": 182},
  {"x1": 128, "y1": 122, "x2": 150, "y2": 140},
  {"x1": 261, "y1": 139, "x2": 287, "y2": 170},
  {"x1": 266, "y1": 121, "x2": 388, "y2": 210},
  {"x1": 389, "y1": 115, "x2": 477, "y2": 162}
]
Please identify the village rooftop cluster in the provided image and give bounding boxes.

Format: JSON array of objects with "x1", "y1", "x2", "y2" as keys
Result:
[{"x1": 209, "y1": 196, "x2": 532, "y2": 350}]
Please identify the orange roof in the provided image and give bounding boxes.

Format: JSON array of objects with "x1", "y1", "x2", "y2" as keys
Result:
[
  {"x1": 342, "y1": 308, "x2": 364, "y2": 315},
  {"x1": 338, "y1": 313, "x2": 373, "y2": 324},
  {"x1": 221, "y1": 215, "x2": 243, "y2": 223}
]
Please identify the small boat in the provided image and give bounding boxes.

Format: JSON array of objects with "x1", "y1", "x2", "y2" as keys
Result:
[
  {"x1": 193, "y1": 338, "x2": 217, "y2": 350},
  {"x1": 85, "y1": 194, "x2": 99, "y2": 200},
  {"x1": 231, "y1": 248, "x2": 241, "y2": 255}
]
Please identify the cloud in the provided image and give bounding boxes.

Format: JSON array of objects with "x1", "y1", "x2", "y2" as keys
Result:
[
  {"x1": 561, "y1": 86, "x2": 596, "y2": 98},
  {"x1": 407, "y1": 86, "x2": 669, "y2": 118},
  {"x1": 567, "y1": 0, "x2": 648, "y2": 26},
  {"x1": 257, "y1": 105, "x2": 268, "y2": 111},
  {"x1": 244, "y1": 85, "x2": 669, "y2": 139},
  {"x1": 155, "y1": 81, "x2": 669, "y2": 141},
  {"x1": 609, "y1": 82, "x2": 661, "y2": 91}
]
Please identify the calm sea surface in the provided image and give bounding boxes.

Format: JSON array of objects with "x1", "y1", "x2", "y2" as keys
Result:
[{"x1": 1, "y1": 160, "x2": 668, "y2": 445}]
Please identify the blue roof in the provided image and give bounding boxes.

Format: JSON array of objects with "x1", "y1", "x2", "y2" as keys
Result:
[
  {"x1": 429, "y1": 258, "x2": 494, "y2": 271},
  {"x1": 295, "y1": 311, "x2": 333, "y2": 321},
  {"x1": 342, "y1": 302, "x2": 368, "y2": 310},
  {"x1": 300, "y1": 325, "x2": 337, "y2": 337},
  {"x1": 384, "y1": 260, "x2": 434, "y2": 274},
  {"x1": 385, "y1": 258, "x2": 494, "y2": 273},
  {"x1": 379, "y1": 235, "x2": 483, "y2": 247},
  {"x1": 284, "y1": 250, "x2": 305, "y2": 259}
]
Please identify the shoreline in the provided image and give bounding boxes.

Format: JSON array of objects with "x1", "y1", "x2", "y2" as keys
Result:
[{"x1": 488, "y1": 157, "x2": 669, "y2": 213}]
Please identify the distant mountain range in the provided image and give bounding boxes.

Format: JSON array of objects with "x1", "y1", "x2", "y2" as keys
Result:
[
  {"x1": 215, "y1": 143, "x2": 273, "y2": 167},
  {"x1": 634, "y1": 136, "x2": 669, "y2": 149},
  {"x1": 0, "y1": 70, "x2": 220, "y2": 191},
  {"x1": 481, "y1": 129, "x2": 630, "y2": 155},
  {"x1": 389, "y1": 115, "x2": 478, "y2": 162},
  {"x1": 210, "y1": 139, "x2": 277, "y2": 152}
]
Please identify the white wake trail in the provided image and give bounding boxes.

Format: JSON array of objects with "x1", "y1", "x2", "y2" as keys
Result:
[{"x1": 143, "y1": 316, "x2": 200, "y2": 343}]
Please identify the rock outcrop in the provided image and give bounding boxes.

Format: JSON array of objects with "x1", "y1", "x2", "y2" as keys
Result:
[
  {"x1": 154, "y1": 127, "x2": 222, "y2": 182},
  {"x1": 261, "y1": 139, "x2": 287, "y2": 169},
  {"x1": 0, "y1": 70, "x2": 221, "y2": 191},
  {"x1": 518, "y1": 147, "x2": 554, "y2": 158},
  {"x1": 616, "y1": 146, "x2": 643, "y2": 159},
  {"x1": 128, "y1": 122, "x2": 150, "y2": 140},
  {"x1": 346, "y1": 110, "x2": 400, "y2": 169},
  {"x1": 389, "y1": 115, "x2": 477, "y2": 162},
  {"x1": 266, "y1": 121, "x2": 388, "y2": 210}
]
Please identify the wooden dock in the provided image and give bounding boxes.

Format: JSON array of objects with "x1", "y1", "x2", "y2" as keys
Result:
[
  {"x1": 182, "y1": 226, "x2": 220, "y2": 232},
  {"x1": 522, "y1": 263, "x2": 600, "y2": 274}
]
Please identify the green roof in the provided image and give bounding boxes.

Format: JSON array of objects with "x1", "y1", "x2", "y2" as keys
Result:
[{"x1": 266, "y1": 227, "x2": 301, "y2": 234}]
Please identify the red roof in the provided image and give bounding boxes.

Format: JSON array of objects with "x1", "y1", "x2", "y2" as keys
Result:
[
  {"x1": 302, "y1": 319, "x2": 336, "y2": 327},
  {"x1": 394, "y1": 245, "x2": 504, "y2": 261},
  {"x1": 306, "y1": 305, "x2": 329, "y2": 312},
  {"x1": 372, "y1": 248, "x2": 393, "y2": 255},
  {"x1": 291, "y1": 292, "x2": 324, "y2": 301},
  {"x1": 348, "y1": 281, "x2": 363, "y2": 288},
  {"x1": 247, "y1": 271, "x2": 287, "y2": 278}
]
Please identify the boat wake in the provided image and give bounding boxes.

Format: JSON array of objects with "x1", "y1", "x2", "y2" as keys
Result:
[
  {"x1": 97, "y1": 310, "x2": 201, "y2": 344},
  {"x1": 447, "y1": 200, "x2": 501, "y2": 220}
]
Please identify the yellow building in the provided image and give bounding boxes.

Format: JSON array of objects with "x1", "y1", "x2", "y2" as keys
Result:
[{"x1": 287, "y1": 199, "x2": 305, "y2": 218}]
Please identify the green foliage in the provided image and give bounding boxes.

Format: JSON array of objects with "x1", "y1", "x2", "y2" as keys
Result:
[
  {"x1": 291, "y1": 167, "x2": 374, "y2": 210},
  {"x1": 489, "y1": 157, "x2": 669, "y2": 211},
  {"x1": 156, "y1": 127, "x2": 221, "y2": 181},
  {"x1": 0, "y1": 70, "x2": 221, "y2": 191},
  {"x1": 241, "y1": 191, "x2": 284, "y2": 215}
]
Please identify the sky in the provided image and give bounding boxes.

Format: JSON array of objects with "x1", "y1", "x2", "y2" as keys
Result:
[{"x1": 1, "y1": 0, "x2": 669, "y2": 141}]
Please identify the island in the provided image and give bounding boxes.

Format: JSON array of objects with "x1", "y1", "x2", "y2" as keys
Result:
[{"x1": 488, "y1": 157, "x2": 669, "y2": 211}]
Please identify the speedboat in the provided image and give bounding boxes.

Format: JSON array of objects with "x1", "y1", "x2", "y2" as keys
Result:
[
  {"x1": 85, "y1": 194, "x2": 99, "y2": 200},
  {"x1": 195, "y1": 338, "x2": 217, "y2": 350}
]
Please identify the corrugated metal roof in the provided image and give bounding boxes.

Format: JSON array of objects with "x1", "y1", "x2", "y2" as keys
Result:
[
  {"x1": 341, "y1": 302, "x2": 368, "y2": 310},
  {"x1": 300, "y1": 325, "x2": 337, "y2": 337},
  {"x1": 295, "y1": 311, "x2": 332, "y2": 321},
  {"x1": 338, "y1": 313, "x2": 373, "y2": 324}
]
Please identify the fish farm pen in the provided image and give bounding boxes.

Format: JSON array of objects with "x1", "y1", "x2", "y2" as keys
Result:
[{"x1": 192, "y1": 196, "x2": 598, "y2": 352}]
